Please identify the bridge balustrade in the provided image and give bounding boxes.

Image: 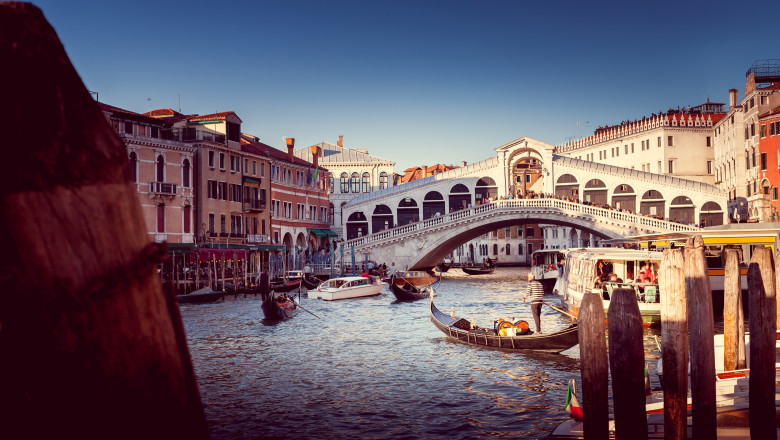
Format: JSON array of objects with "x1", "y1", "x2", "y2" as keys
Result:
[{"x1": 346, "y1": 198, "x2": 700, "y2": 249}]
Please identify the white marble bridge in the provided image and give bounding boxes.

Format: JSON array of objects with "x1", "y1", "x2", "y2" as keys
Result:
[{"x1": 341, "y1": 137, "x2": 726, "y2": 270}]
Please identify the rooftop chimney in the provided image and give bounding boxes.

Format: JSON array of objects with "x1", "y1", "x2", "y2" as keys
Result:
[
  {"x1": 461, "y1": 161, "x2": 467, "y2": 167},
  {"x1": 729, "y1": 88, "x2": 738, "y2": 110},
  {"x1": 310, "y1": 144, "x2": 320, "y2": 168},
  {"x1": 422, "y1": 165, "x2": 428, "y2": 177},
  {"x1": 337, "y1": 135, "x2": 343, "y2": 147},
  {"x1": 285, "y1": 137, "x2": 295, "y2": 162}
]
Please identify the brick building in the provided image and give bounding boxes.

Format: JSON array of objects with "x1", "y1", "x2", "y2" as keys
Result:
[
  {"x1": 758, "y1": 106, "x2": 780, "y2": 220},
  {"x1": 99, "y1": 103, "x2": 196, "y2": 243}
]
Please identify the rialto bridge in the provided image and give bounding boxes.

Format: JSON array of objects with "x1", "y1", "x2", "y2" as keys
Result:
[{"x1": 342, "y1": 137, "x2": 726, "y2": 270}]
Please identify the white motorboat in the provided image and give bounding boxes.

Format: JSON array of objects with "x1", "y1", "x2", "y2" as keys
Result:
[{"x1": 311, "y1": 276, "x2": 386, "y2": 301}]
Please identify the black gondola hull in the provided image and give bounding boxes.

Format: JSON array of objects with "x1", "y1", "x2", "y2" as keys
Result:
[
  {"x1": 429, "y1": 301, "x2": 579, "y2": 352},
  {"x1": 461, "y1": 266, "x2": 495, "y2": 275},
  {"x1": 269, "y1": 279, "x2": 302, "y2": 293},
  {"x1": 390, "y1": 275, "x2": 440, "y2": 301},
  {"x1": 261, "y1": 294, "x2": 300, "y2": 320}
]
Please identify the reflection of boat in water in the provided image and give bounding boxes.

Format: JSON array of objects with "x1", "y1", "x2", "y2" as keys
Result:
[
  {"x1": 557, "y1": 248, "x2": 663, "y2": 327},
  {"x1": 389, "y1": 275, "x2": 440, "y2": 301},
  {"x1": 531, "y1": 249, "x2": 564, "y2": 292},
  {"x1": 311, "y1": 276, "x2": 386, "y2": 301},
  {"x1": 429, "y1": 300, "x2": 579, "y2": 352}
]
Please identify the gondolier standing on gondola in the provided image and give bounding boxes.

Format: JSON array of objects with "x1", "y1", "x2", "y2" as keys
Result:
[{"x1": 523, "y1": 272, "x2": 545, "y2": 333}]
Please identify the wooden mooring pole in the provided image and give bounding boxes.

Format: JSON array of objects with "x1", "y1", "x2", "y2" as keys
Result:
[
  {"x1": 684, "y1": 236, "x2": 716, "y2": 440},
  {"x1": 659, "y1": 248, "x2": 688, "y2": 440},
  {"x1": 723, "y1": 249, "x2": 746, "y2": 371},
  {"x1": 607, "y1": 288, "x2": 648, "y2": 440},
  {"x1": 747, "y1": 247, "x2": 776, "y2": 440},
  {"x1": 0, "y1": 3, "x2": 208, "y2": 439},
  {"x1": 578, "y1": 291, "x2": 609, "y2": 439}
]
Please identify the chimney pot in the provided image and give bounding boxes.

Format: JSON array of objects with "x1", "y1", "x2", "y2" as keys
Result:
[
  {"x1": 285, "y1": 137, "x2": 295, "y2": 162},
  {"x1": 729, "y1": 89, "x2": 738, "y2": 110},
  {"x1": 462, "y1": 161, "x2": 467, "y2": 167},
  {"x1": 337, "y1": 135, "x2": 343, "y2": 147}
]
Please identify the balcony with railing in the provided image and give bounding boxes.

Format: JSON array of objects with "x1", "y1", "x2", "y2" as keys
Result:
[
  {"x1": 243, "y1": 198, "x2": 266, "y2": 212},
  {"x1": 149, "y1": 182, "x2": 177, "y2": 195},
  {"x1": 247, "y1": 234, "x2": 270, "y2": 244}
]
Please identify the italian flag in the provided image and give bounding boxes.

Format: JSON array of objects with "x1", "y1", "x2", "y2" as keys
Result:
[{"x1": 565, "y1": 379, "x2": 583, "y2": 421}]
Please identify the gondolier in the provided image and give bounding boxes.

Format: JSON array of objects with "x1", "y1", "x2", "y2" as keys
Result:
[{"x1": 523, "y1": 272, "x2": 545, "y2": 333}]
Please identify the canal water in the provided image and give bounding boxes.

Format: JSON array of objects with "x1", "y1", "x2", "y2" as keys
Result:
[{"x1": 180, "y1": 267, "x2": 670, "y2": 440}]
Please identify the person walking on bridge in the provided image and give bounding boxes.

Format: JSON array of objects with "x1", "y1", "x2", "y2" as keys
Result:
[{"x1": 523, "y1": 272, "x2": 545, "y2": 333}]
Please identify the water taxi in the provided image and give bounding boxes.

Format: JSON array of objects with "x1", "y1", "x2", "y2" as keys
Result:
[
  {"x1": 311, "y1": 276, "x2": 386, "y2": 301},
  {"x1": 557, "y1": 248, "x2": 664, "y2": 327},
  {"x1": 530, "y1": 249, "x2": 565, "y2": 292}
]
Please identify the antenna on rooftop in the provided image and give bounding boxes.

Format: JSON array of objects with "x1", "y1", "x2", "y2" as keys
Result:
[{"x1": 178, "y1": 94, "x2": 181, "y2": 113}]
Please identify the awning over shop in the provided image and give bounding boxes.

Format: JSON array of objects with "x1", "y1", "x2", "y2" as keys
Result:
[
  {"x1": 246, "y1": 245, "x2": 286, "y2": 252},
  {"x1": 309, "y1": 229, "x2": 327, "y2": 237},
  {"x1": 320, "y1": 229, "x2": 338, "y2": 236},
  {"x1": 166, "y1": 242, "x2": 198, "y2": 253}
]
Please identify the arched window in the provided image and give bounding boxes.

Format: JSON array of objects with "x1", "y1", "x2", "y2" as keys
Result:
[
  {"x1": 362, "y1": 172, "x2": 371, "y2": 193},
  {"x1": 505, "y1": 244, "x2": 511, "y2": 255},
  {"x1": 329, "y1": 175, "x2": 334, "y2": 193},
  {"x1": 340, "y1": 172, "x2": 349, "y2": 193},
  {"x1": 182, "y1": 159, "x2": 191, "y2": 187},
  {"x1": 351, "y1": 172, "x2": 360, "y2": 193},
  {"x1": 493, "y1": 244, "x2": 498, "y2": 255},
  {"x1": 156, "y1": 155, "x2": 165, "y2": 182},
  {"x1": 129, "y1": 151, "x2": 138, "y2": 182},
  {"x1": 379, "y1": 172, "x2": 388, "y2": 190}
]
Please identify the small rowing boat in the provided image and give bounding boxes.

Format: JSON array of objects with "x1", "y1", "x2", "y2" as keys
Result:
[{"x1": 390, "y1": 275, "x2": 440, "y2": 301}]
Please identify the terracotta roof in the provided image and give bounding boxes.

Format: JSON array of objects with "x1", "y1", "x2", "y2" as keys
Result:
[
  {"x1": 759, "y1": 105, "x2": 780, "y2": 118},
  {"x1": 240, "y1": 136, "x2": 324, "y2": 169},
  {"x1": 757, "y1": 83, "x2": 780, "y2": 91},
  {"x1": 143, "y1": 108, "x2": 181, "y2": 118},
  {"x1": 188, "y1": 111, "x2": 242, "y2": 123},
  {"x1": 398, "y1": 164, "x2": 459, "y2": 184},
  {"x1": 98, "y1": 102, "x2": 162, "y2": 125}
]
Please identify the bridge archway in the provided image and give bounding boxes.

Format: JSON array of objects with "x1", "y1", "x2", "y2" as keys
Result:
[
  {"x1": 507, "y1": 147, "x2": 545, "y2": 197},
  {"x1": 475, "y1": 177, "x2": 497, "y2": 203},
  {"x1": 423, "y1": 191, "x2": 445, "y2": 219},
  {"x1": 700, "y1": 201, "x2": 724, "y2": 227},
  {"x1": 612, "y1": 183, "x2": 636, "y2": 211},
  {"x1": 371, "y1": 204, "x2": 393, "y2": 233},
  {"x1": 397, "y1": 198, "x2": 419, "y2": 226},
  {"x1": 407, "y1": 215, "x2": 618, "y2": 269},
  {"x1": 555, "y1": 174, "x2": 579, "y2": 199},
  {"x1": 583, "y1": 179, "x2": 607, "y2": 205},
  {"x1": 449, "y1": 184, "x2": 471, "y2": 212},
  {"x1": 346, "y1": 211, "x2": 368, "y2": 239},
  {"x1": 640, "y1": 190, "x2": 665, "y2": 218},
  {"x1": 669, "y1": 196, "x2": 695, "y2": 224}
]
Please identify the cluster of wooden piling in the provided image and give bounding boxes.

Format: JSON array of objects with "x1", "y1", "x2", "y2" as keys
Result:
[
  {"x1": 577, "y1": 235, "x2": 778, "y2": 439},
  {"x1": 164, "y1": 251, "x2": 265, "y2": 295}
]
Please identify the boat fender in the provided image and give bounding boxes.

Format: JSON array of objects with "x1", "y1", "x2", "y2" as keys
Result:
[{"x1": 515, "y1": 321, "x2": 529, "y2": 335}]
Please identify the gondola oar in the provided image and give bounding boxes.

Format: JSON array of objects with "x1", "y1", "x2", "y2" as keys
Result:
[
  {"x1": 543, "y1": 302, "x2": 577, "y2": 320},
  {"x1": 293, "y1": 299, "x2": 322, "y2": 320}
]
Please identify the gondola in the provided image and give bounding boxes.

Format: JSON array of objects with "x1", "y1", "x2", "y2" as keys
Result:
[
  {"x1": 301, "y1": 274, "x2": 326, "y2": 290},
  {"x1": 461, "y1": 266, "x2": 495, "y2": 275},
  {"x1": 261, "y1": 291, "x2": 300, "y2": 320},
  {"x1": 429, "y1": 300, "x2": 579, "y2": 352},
  {"x1": 269, "y1": 279, "x2": 302, "y2": 293},
  {"x1": 436, "y1": 262, "x2": 451, "y2": 273},
  {"x1": 176, "y1": 287, "x2": 225, "y2": 304},
  {"x1": 390, "y1": 275, "x2": 440, "y2": 301}
]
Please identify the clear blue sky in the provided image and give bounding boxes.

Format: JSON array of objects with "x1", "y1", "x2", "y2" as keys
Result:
[{"x1": 33, "y1": 0, "x2": 780, "y2": 172}]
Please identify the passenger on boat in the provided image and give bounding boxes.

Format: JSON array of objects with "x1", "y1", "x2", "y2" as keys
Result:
[
  {"x1": 639, "y1": 262, "x2": 656, "y2": 283},
  {"x1": 608, "y1": 273, "x2": 623, "y2": 283},
  {"x1": 523, "y1": 272, "x2": 545, "y2": 333},
  {"x1": 388, "y1": 262, "x2": 398, "y2": 276},
  {"x1": 258, "y1": 271, "x2": 270, "y2": 300}
]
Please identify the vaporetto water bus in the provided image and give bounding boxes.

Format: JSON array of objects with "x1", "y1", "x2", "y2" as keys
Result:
[
  {"x1": 556, "y1": 248, "x2": 664, "y2": 327},
  {"x1": 601, "y1": 222, "x2": 780, "y2": 293}
]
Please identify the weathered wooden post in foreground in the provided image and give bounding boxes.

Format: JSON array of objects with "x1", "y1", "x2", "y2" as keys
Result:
[
  {"x1": 578, "y1": 291, "x2": 609, "y2": 439},
  {"x1": 684, "y1": 236, "x2": 716, "y2": 440},
  {"x1": 607, "y1": 288, "x2": 648, "y2": 440},
  {"x1": 723, "y1": 249, "x2": 746, "y2": 371},
  {"x1": 747, "y1": 247, "x2": 777, "y2": 440},
  {"x1": 659, "y1": 248, "x2": 688, "y2": 440},
  {"x1": 0, "y1": 3, "x2": 209, "y2": 439}
]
